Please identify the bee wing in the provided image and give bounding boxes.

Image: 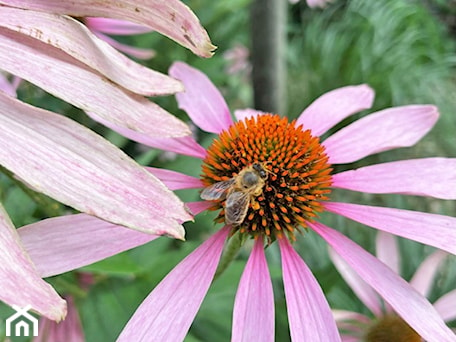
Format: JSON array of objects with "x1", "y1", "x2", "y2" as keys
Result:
[
  {"x1": 200, "y1": 179, "x2": 235, "y2": 201},
  {"x1": 225, "y1": 191, "x2": 250, "y2": 226}
]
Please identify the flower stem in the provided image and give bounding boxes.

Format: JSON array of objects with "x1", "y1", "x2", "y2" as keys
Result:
[{"x1": 213, "y1": 231, "x2": 243, "y2": 281}]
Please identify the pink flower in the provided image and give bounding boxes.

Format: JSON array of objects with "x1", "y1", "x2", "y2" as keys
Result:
[
  {"x1": 290, "y1": 0, "x2": 333, "y2": 8},
  {"x1": 330, "y1": 231, "x2": 456, "y2": 341},
  {"x1": 17, "y1": 62, "x2": 456, "y2": 341}
]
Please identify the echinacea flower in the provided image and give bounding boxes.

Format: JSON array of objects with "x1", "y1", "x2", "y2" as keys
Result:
[
  {"x1": 330, "y1": 231, "x2": 456, "y2": 341},
  {"x1": 15, "y1": 62, "x2": 456, "y2": 341}
]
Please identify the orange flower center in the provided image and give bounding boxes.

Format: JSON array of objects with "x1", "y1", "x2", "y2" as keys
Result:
[{"x1": 201, "y1": 114, "x2": 332, "y2": 240}]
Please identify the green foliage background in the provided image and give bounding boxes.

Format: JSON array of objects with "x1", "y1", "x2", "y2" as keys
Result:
[{"x1": 1, "y1": 0, "x2": 456, "y2": 341}]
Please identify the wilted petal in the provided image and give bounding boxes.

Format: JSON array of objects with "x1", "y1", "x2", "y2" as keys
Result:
[
  {"x1": 4, "y1": 0, "x2": 216, "y2": 57},
  {"x1": 232, "y1": 239, "x2": 274, "y2": 342},
  {"x1": 86, "y1": 111, "x2": 206, "y2": 159},
  {"x1": 325, "y1": 202, "x2": 456, "y2": 255},
  {"x1": 323, "y1": 105, "x2": 438, "y2": 164},
  {"x1": 297, "y1": 85, "x2": 374, "y2": 137},
  {"x1": 91, "y1": 31, "x2": 156, "y2": 60},
  {"x1": 170, "y1": 62, "x2": 234, "y2": 134},
  {"x1": 410, "y1": 250, "x2": 448, "y2": 297},
  {"x1": 85, "y1": 17, "x2": 152, "y2": 35},
  {"x1": 375, "y1": 231, "x2": 399, "y2": 274},
  {"x1": 434, "y1": 290, "x2": 456, "y2": 323},
  {"x1": 328, "y1": 248, "x2": 382, "y2": 316},
  {"x1": 332, "y1": 158, "x2": 456, "y2": 199},
  {"x1": 19, "y1": 214, "x2": 157, "y2": 278},
  {"x1": 147, "y1": 167, "x2": 203, "y2": 190},
  {"x1": 0, "y1": 93, "x2": 191, "y2": 238},
  {"x1": 0, "y1": 205, "x2": 66, "y2": 321},
  {"x1": 279, "y1": 237, "x2": 341, "y2": 342},
  {"x1": 0, "y1": 7, "x2": 180, "y2": 96},
  {"x1": 0, "y1": 28, "x2": 189, "y2": 139},
  {"x1": 117, "y1": 227, "x2": 230, "y2": 342},
  {"x1": 310, "y1": 221, "x2": 456, "y2": 342}
]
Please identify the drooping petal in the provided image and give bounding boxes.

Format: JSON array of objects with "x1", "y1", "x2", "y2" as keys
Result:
[
  {"x1": 18, "y1": 214, "x2": 157, "y2": 278},
  {"x1": 323, "y1": 105, "x2": 438, "y2": 164},
  {"x1": 310, "y1": 221, "x2": 456, "y2": 342},
  {"x1": 410, "y1": 250, "x2": 448, "y2": 297},
  {"x1": 147, "y1": 167, "x2": 203, "y2": 190},
  {"x1": 186, "y1": 201, "x2": 213, "y2": 216},
  {"x1": 328, "y1": 248, "x2": 383, "y2": 316},
  {"x1": 0, "y1": 28, "x2": 189, "y2": 139},
  {"x1": 232, "y1": 239, "x2": 274, "y2": 342},
  {"x1": 85, "y1": 111, "x2": 207, "y2": 159},
  {"x1": 296, "y1": 85, "x2": 374, "y2": 137},
  {"x1": 332, "y1": 158, "x2": 456, "y2": 199},
  {"x1": 117, "y1": 226, "x2": 230, "y2": 342},
  {"x1": 234, "y1": 108, "x2": 266, "y2": 122},
  {"x1": 279, "y1": 237, "x2": 341, "y2": 342},
  {"x1": 91, "y1": 31, "x2": 156, "y2": 60},
  {"x1": 0, "y1": 205, "x2": 66, "y2": 321},
  {"x1": 433, "y1": 289, "x2": 456, "y2": 323},
  {"x1": 170, "y1": 62, "x2": 234, "y2": 134},
  {"x1": 0, "y1": 93, "x2": 191, "y2": 238},
  {"x1": 0, "y1": 7, "x2": 180, "y2": 96},
  {"x1": 325, "y1": 202, "x2": 456, "y2": 255},
  {"x1": 85, "y1": 17, "x2": 152, "y2": 35},
  {"x1": 3, "y1": 0, "x2": 216, "y2": 57},
  {"x1": 375, "y1": 231, "x2": 399, "y2": 274}
]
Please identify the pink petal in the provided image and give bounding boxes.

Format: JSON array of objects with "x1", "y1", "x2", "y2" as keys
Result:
[
  {"x1": 310, "y1": 221, "x2": 456, "y2": 342},
  {"x1": 0, "y1": 28, "x2": 190, "y2": 139},
  {"x1": 323, "y1": 105, "x2": 438, "y2": 164},
  {"x1": 146, "y1": 167, "x2": 203, "y2": 190},
  {"x1": 117, "y1": 227, "x2": 230, "y2": 342},
  {"x1": 297, "y1": 85, "x2": 374, "y2": 137},
  {"x1": 279, "y1": 237, "x2": 341, "y2": 342},
  {"x1": 328, "y1": 248, "x2": 382, "y2": 316},
  {"x1": 232, "y1": 239, "x2": 274, "y2": 342},
  {"x1": 325, "y1": 202, "x2": 456, "y2": 255},
  {"x1": 0, "y1": 7, "x2": 180, "y2": 96},
  {"x1": 0, "y1": 72, "x2": 17, "y2": 97},
  {"x1": 332, "y1": 309, "x2": 371, "y2": 324},
  {"x1": 91, "y1": 31, "x2": 156, "y2": 60},
  {"x1": 375, "y1": 231, "x2": 399, "y2": 274},
  {"x1": 234, "y1": 108, "x2": 267, "y2": 122},
  {"x1": 85, "y1": 17, "x2": 152, "y2": 35},
  {"x1": 332, "y1": 158, "x2": 456, "y2": 199},
  {"x1": 5, "y1": 0, "x2": 216, "y2": 57},
  {"x1": 186, "y1": 201, "x2": 213, "y2": 216},
  {"x1": 410, "y1": 250, "x2": 448, "y2": 297},
  {"x1": 0, "y1": 93, "x2": 191, "y2": 238},
  {"x1": 0, "y1": 205, "x2": 66, "y2": 321},
  {"x1": 169, "y1": 62, "x2": 234, "y2": 134},
  {"x1": 86, "y1": 111, "x2": 206, "y2": 159},
  {"x1": 307, "y1": 0, "x2": 332, "y2": 8},
  {"x1": 434, "y1": 289, "x2": 456, "y2": 323},
  {"x1": 19, "y1": 214, "x2": 157, "y2": 278}
]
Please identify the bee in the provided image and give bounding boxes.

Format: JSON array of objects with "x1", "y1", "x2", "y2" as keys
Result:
[{"x1": 201, "y1": 163, "x2": 269, "y2": 226}]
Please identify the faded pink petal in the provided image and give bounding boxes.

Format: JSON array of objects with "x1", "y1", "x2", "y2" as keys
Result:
[
  {"x1": 332, "y1": 158, "x2": 456, "y2": 199},
  {"x1": 232, "y1": 239, "x2": 274, "y2": 342},
  {"x1": 297, "y1": 84, "x2": 374, "y2": 137},
  {"x1": 35, "y1": 296, "x2": 84, "y2": 342},
  {"x1": 117, "y1": 227, "x2": 230, "y2": 342},
  {"x1": 0, "y1": 93, "x2": 190, "y2": 238},
  {"x1": 410, "y1": 250, "x2": 448, "y2": 297},
  {"x1": 0, "y1": 72, "x2": 17, "y2": 97},
  {"x1": 85, "y1": 17, "x2": 152, "y2": 35},
  {"x1": 307, "y1": 0, "x2": 333, "y2": 8},
  {"x1": 328, "y1": 247, "x2": 382, "y2": 316},
  {"x1": 310, "y1": 221, "x2": 456, "y2": 342},
  {"x1": 332, "y1": 309, "x2": 371, "y2": 324},
  {"x1": 434, "y1": 290, "x2": 456, "y2": 323},
  {"x1": 85, "y1": 111, "x2": 206, "y2": 159},
  {"x1": 0, "y1": 205, "x2": 66, "y2": 321},
  {"x1": 325, "y1": 202, "x2": 456, "y2": 255},
  {"x1": 0, "y1": 28, "x2": 189, "y2": 139},
  {"x1": 323, "y1": 105, "x2": 438, "y2": 164},
  {"x1": 279, "y1": 238, "x2": 341, "y2": 342},
  {"x1": 375, "y1": 231, "x2": 399, "y2": 274},
  {"x1": 19, "y1": 214, "x2": 157, "y2": 278},
  {"x1": 186, "y1": 201, "x2": 213, "y2": 216},
  {"x1": 234, "y1": 108, "x2": 266, "y2": 122},
  {"x1": 4, "y1": 0, "x2": 216, "y2": 57},
  {"x1": 0, "y1": 7, "x2": 180, "y2": 96},
  {"x1": 147, "y1": 167, "x2": 203, "y2": 190},
  {"x1": 170, "y1": 62, "x2": 234, "y2": 134}
]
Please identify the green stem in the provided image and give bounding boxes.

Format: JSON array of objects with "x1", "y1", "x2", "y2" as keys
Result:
[{"x1": 213, "y1": 231, "x2": 243, "y2": 281}]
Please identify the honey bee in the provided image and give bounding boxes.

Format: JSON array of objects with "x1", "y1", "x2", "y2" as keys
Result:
[{"x1": 201, "y1": 163, "x2": 269, "y2": 226}]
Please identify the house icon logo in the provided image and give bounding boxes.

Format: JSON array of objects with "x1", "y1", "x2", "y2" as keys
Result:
[{"x1": 5, "y1": 305, "x2": 39, "y2": 337}]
